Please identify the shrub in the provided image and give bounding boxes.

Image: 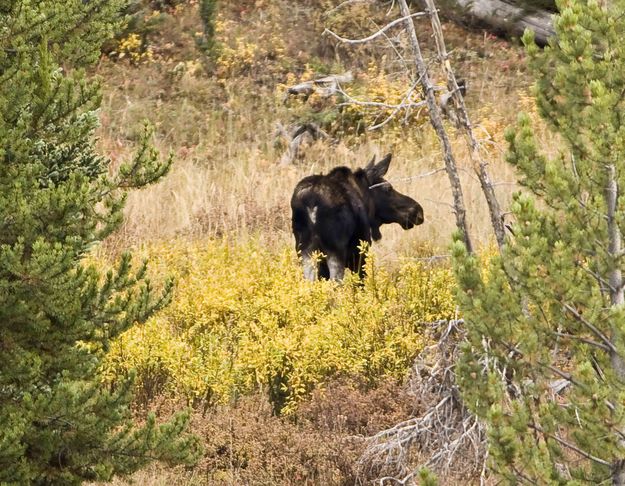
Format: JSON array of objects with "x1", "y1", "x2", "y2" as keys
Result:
[
  {"x1": 213, "y1": 14, "x2": 286, "y2": 79},
  {"x1": 102, "y1": 239, "x2": 456, "y2": 413},
  {"x1": 106, "y1": 0, "x2": 187, "y2": 63}
]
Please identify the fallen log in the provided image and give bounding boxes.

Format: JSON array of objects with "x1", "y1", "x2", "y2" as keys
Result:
[
  {"x1": 448, "y1": 0, "x2": 555, "y2": 45},
  {"x1": 283, "y1": 71, "x2": 354, "y2": 102}
]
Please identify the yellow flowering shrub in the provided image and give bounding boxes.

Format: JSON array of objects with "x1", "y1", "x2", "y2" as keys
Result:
[
  {"x1": 114, "y1": 33, "x2": 154, "y2": 63},
  {"x1": 214, "y1": 14, "x2": 286, "y2": 79},
  {"x1": 102, "y1": 239, "x2": 457, "y2": 413}
]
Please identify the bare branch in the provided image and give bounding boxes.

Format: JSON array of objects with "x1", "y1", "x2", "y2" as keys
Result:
[
  {"x1": 401, "y1": 254, "x2": 451, "y2": 263},
  {"x1": 336, "y1": 92, "x2": 427, "y2": 111},
  {"x1": 526, "y1": 422, "x2": 612, "y2": 467},
  {"x1": 359, "y1": 320, "x2": 487, "y2": 482},
  {"x1": 552, "y1": 331, "x2": 612, "y2": 352},
  {"x1": 424, "y1": 0, "x2": 506, "y2": 250},
  {"x1": 368, "y1": 79, "x2": 422, "y2": 130},
  {"x1": 563, "y1": 303, "x2": 618, "y2": 354},
  {"x1": 369, "y1": 167, "x2": 446, "y2": 189},
  {"x1": 397, "y1": 0, "x2": 473, "y2": 252},
  {"x1": 276, "y1": 123, "x2": 330, "y2": 166},
  {"x1": 323, "y1": 12, "x2": 428, "y2": 45},
  {"x1": 284, "y1": 72, "x2": 354, "y2": 100},
  {"x1": 325, "y1": 0, "x2": 373, "y2": 15},
  {"x1": 369, "y1": 17, "x2": 411, "y2": 76}
]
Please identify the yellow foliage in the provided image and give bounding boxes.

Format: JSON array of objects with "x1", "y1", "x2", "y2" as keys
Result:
[
  {"x1": 102, "y1": 239, "x2": 457, "y2": 412},
  {"x1": 115, "y1": 33, "x2": 154, "y2": 64},
  {"x1": 474, "y1": 102, "x2": 508, "y2": 154},
  {"x1": 214, "y1": 15, "x2": 286, "y2": 78}
]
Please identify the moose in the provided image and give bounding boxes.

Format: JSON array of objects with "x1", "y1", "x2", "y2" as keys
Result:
[{"x1": 290, "y1": 153, "x2": 424, "y2": 280}]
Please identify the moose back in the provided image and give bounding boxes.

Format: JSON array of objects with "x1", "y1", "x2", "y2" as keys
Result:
[{"x1": 290, "y1": 153, "x2": 424, "y2": 280}]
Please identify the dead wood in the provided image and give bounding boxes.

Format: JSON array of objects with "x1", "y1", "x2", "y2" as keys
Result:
[
  {"x1": 451, "y1": 0, "x2": 555, "y2": 46},
  {"x1": 426, "y1": 0, "x2": 507, "y2": 250},
  {"x1": 283, "y1": 72, "x2": 354, "y2": 102},
  {"x1": 358, "y1": 320, "x2": 488, "y2": 484},
  {"x1": 276, "y1": 122, "x2": 330, "y2": 166},
  {"x1": 397, "y1": 0, "x2": 474, "y2": 254}
]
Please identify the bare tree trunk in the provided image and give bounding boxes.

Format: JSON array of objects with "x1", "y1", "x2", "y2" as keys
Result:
[
  {"x1": 606, "y1": 164, "x2": 625, "y2": 485},
  {"x1": 606, "y1": 164, "x2": 625, "y2": 375},
  {"x1": 397, "y1": 0, "x2": 474, "y2": 253},
  {"x1": 425, "y1": 0, "x2": 507, "y2": 250}
]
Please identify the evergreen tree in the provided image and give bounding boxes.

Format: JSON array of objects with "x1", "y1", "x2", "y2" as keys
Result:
[
  {"x1": 0, "y1": 1, "x2": 200, "y2": 484},
  {"x1": 198, "y1": 0, "x2": 219, "y2": 58},
  {"x1": 453, "y1": 0, "x2": 625, "y2": 482}
]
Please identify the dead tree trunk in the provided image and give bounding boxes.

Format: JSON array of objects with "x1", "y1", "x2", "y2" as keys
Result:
[
  {"x1": 605, "y1": 164, "x2": 625, "y2": 485},
  {"x1": 426, "y1": 0, "x2": 507, "y2": 250},
  {"x1": 398, "y1": 0, "x2": 474, "y2": 254}
]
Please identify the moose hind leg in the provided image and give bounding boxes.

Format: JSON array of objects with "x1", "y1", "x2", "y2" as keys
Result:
[
  {"x1": 349, "y1": 251, "x2": 366, "y2": 279},
  {"x1": 318, "y1": 260, "x2": 330, "y2": 280},
  {"x1": 326, "y1": 253, "x2": 345, "y2": 281},
  {"x1": 301, "y1": 252, "x2": 317, "y2": 281}
]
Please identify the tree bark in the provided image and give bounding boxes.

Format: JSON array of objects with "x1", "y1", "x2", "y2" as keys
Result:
[{"x1": 398, "y1": 0, "x2": 474, "y2": 253}]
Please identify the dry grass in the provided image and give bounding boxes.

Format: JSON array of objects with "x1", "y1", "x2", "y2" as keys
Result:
[
  {"x1": 96, "y1": 2, "x2": 556, "y2": 262},
  {"x1": 96, "y1": 378, "x2": 484, "y2": 486}
]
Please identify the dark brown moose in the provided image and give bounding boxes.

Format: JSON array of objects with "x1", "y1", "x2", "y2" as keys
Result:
[{"x1": 290, "y1": 153, "x2": 424, "y2": 280}]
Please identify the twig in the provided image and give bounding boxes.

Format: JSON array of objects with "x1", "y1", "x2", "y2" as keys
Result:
[
  {"x1": 359, "y1": 320, "x2": 487, "y2": 481},
  {"x1": 368, "y1": 78, "x2": 423, "y2": 130},
  {"x1": 325, "y1": 0, "x2": 373, "y2": 16},
  {"x1": 399, "y1": 254, "x2": 451, "y2": 263},
  {"x1": 562, "y1": 303, "x2": 618, "y2": 354},
  {"x1": 397, "y1": 0, "x2": 473, "y2": 253},
  {"x1": 551, "y1": 331, "x2": 612, "y2": 352},
  {"x1": 334, "y1": 80, "x2": 425, "y2": 112},
  {"x1": 368, "y1": 167, "x2": 446, "y2": 189},
  {"x1": 526, "y1": 422, "x2": 612, "y2": 467},
  {"x1": 424, "y1": 0, "x2": 506, "y2": 250},
  {"x1": 323, "y1": 12, "x2": 428, "y2": 45}
]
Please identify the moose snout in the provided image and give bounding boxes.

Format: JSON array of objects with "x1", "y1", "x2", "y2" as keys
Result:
[
  {"x1": 413, "y1": 205, "x2": 424, "y2": 225},
  {"x1": 401, "y1": 204, "x2": 424, "y2": 229}
]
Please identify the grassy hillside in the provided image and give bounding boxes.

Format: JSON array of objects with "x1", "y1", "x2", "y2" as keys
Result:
[{"x1": 92, "y1": 1, "x2": 551, "y2": 484}]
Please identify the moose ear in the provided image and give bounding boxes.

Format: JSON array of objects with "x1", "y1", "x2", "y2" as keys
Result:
[
  {"x1": 366, "y1": 153, "x2": 392, "y2": 180},
  {"x1": 364, "y1": 155, "x2": 376, "y2": 172}
]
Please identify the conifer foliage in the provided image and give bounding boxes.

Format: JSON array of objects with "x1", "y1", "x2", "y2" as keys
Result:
[
  {"x1": 454, "y1": 0, "x2": 625, "y2": 482},
  {"x1": 0, "y1": 1, "x2": 199, "y2": 484}
]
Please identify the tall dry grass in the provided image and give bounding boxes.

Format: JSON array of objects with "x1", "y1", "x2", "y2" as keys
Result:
[{"x1": 96, "y1": 2, "x2": 558, "y2": 264}]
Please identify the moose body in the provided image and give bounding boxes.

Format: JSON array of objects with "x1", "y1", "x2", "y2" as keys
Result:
[{"x1": 290, "y1": 154, "x2": 424, "y2": 280}]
